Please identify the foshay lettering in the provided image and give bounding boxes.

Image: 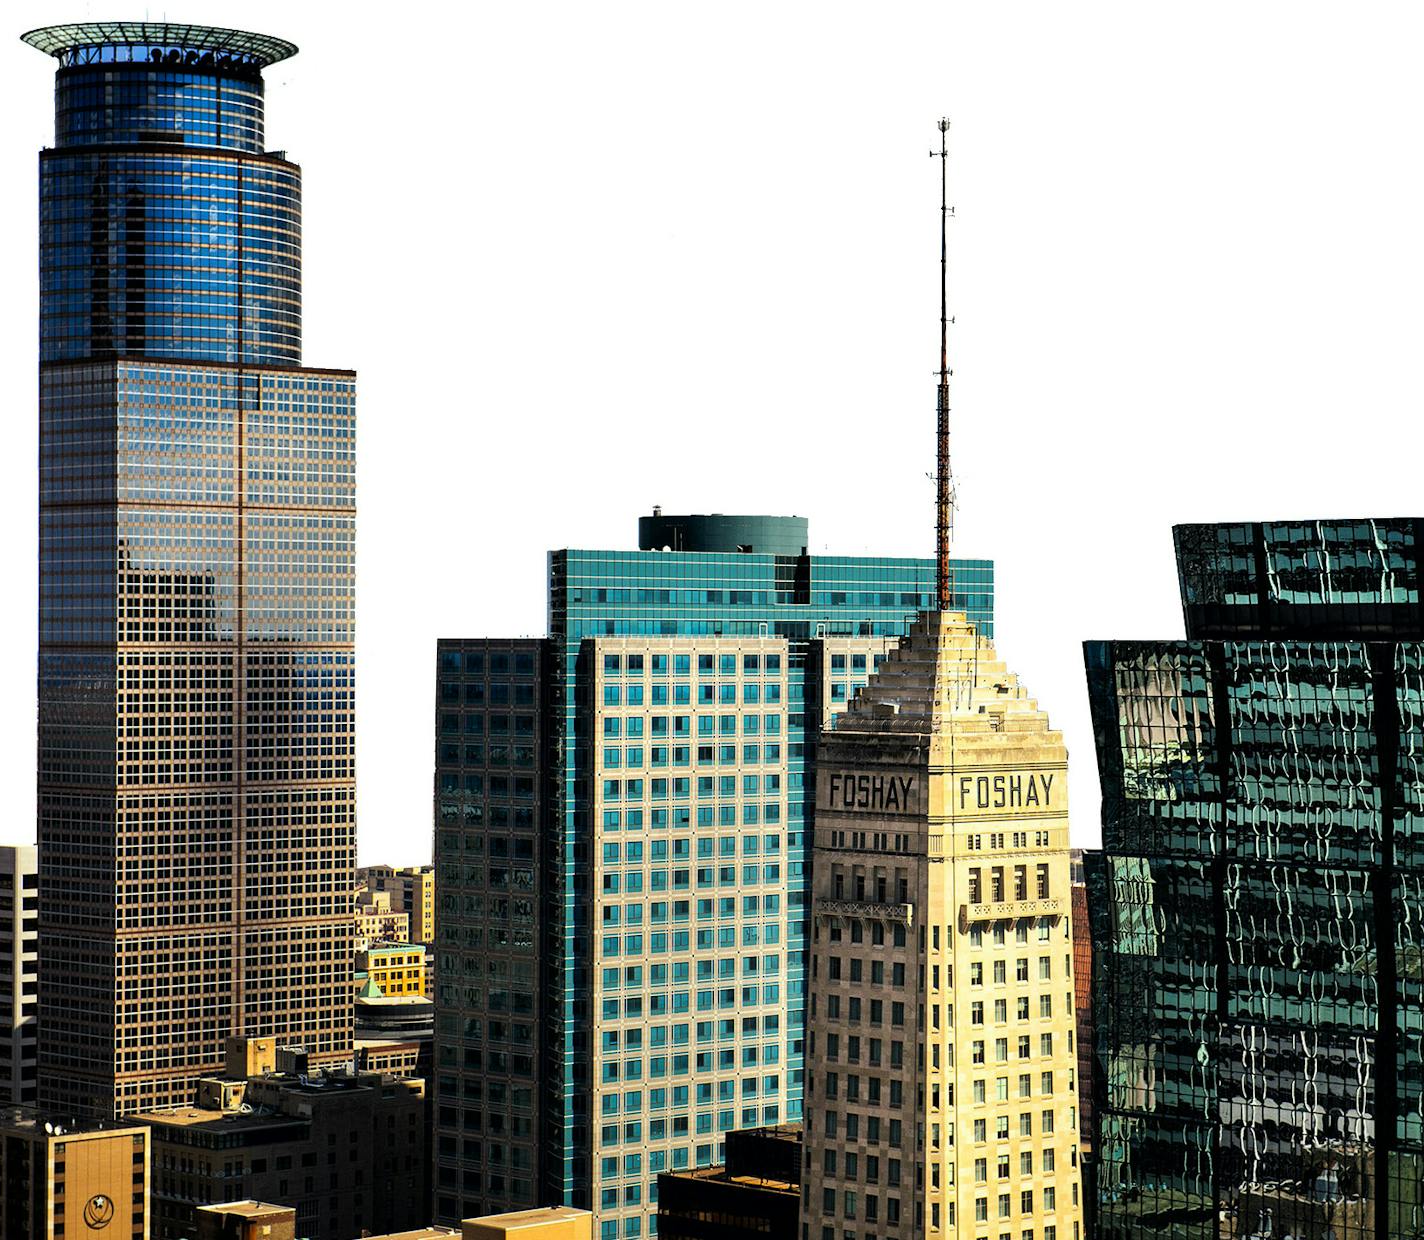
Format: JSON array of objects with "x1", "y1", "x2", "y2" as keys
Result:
[
  {"x1": 957, "y1": 772, "x2": 1054, "y2": 811},
  {"x1": 827, "y1": 771, "x2": 917, "y2": 813}
]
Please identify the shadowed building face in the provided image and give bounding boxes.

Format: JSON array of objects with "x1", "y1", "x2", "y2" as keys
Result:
[{"x1": 1086, "y1": 518, "x2": 1424, "y2": 1239}]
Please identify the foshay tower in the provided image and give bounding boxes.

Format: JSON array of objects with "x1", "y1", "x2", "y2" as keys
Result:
[
  {"x1": 25, "y1": 23, "x2": 356, "y2": 1117},
  {"x1": 800, "y1": 123, "x2": 1085, "y2": 1240}
]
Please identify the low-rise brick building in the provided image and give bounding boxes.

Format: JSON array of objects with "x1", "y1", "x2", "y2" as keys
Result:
[{"x1": 140, "y1": 1040, "x2": 428, "y2": 1240}]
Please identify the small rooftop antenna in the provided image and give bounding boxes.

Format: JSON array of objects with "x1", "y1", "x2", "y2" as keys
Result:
[{"x1": 931, "y1": 118, "x2": 956, "y2": 612}]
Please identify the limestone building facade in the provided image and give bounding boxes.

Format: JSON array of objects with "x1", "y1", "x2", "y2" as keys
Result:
[{"x1": 802, "y1": 613, "x2": 1083, "y2": 1240}]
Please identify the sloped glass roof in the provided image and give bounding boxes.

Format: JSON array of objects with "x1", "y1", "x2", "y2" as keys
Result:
[{"x1": 21, "y1": 21, "x2": 297, "y2": 68}]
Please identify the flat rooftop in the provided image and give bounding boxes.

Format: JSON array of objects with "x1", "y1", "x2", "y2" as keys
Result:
[
  {"x1": 0, "y1": 1107, "x2": 146, "y2": 1139},
  {"x1": 467, "y1": 1206, "x2": 591, "y2": 1224},
  {"x1": 199, "y1": 1201, "x2": 293, "y2": 1218},
  {"x1": 663, "y1": 1165, "x2": 797, "y2": 1192},
  {"x1": 134, "y1": 1105, "x2": 303, "y2": 1131},
  {"x1": 362, "y1": 1230, "x2": 457, "y2": 1239}
]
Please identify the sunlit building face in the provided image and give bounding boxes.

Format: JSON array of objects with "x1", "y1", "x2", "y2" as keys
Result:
[
  {"x1": 25, "y1": 21, "x2": 356, "y2": 1117},
  {"x1": 432, "y1": 515, "x2": 994, "y2": 1230}
]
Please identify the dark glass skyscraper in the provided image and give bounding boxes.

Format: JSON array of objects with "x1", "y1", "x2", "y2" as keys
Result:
[
  {"x1": 433, "y1": 512, "x2": 993, "y2": 1231},
  {"x1": 1086, "y1": 519, "x2": 1424, "y2": 1239},
  {"x1": 25, "y1": 23, "x2": 355, "y2": 1117}
]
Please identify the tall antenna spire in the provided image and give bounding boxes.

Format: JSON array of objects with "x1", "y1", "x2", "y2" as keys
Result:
[{"x1": 934, "y1": 117, "x2": 955, "y2": 612}]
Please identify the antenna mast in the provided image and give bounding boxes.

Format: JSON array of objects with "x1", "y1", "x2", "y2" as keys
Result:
[{"x1": 934, "y1": 118, "x2": 955, "y2": 612}]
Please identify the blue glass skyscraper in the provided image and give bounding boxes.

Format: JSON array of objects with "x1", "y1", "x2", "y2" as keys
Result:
[
  {"x1": 433, "y1": 513, "x2": 992, "y2": 1231},
  {"x1": 26, "y1": 23, "x2": 355, "y2": 1117}
]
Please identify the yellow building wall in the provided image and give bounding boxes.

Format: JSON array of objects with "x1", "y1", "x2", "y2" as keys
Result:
[
  {"x1": 48, "y1": 1127, "x2": 150, "y2": 1240},
  {"x1": 462, "y1": 1207, "x2": 593, "y2": 1239},
  {"x1": 356, "y1": 946, "x2": 430, "y2": 997}
]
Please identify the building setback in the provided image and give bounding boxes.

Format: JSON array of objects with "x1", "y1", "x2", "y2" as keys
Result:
[
  {"x1": 433, "y1": 514, "x2": 993, "y2": 1230},
  {"x1": 23, "y1": 22, "x2": 356, "y2": 1118},
  {"x1": 356, "y1": 885, "x2": 413, "y2": 946},
  {"x1": 801, "y1": 612, "x2": 1085, "y2": 1240},
  {"x1": 1086, "y1": 518, "x2": 1424, "y2": 1239},
  {"x1": 0, "y1": 847, "x2": 38, "y2": 1106}
]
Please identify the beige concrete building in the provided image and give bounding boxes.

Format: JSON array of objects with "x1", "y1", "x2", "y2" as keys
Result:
[
  {"x1": 0, "y1": 1110, "x2": 150, "y2": 1239},
  {"x1": 802, "y1": 612, "x2": 1083, "y2": 1240},
  {"x1": 196, "y1": 1200, "x2": 297, "y2": 1240},
  {"x1": 462, "y1": 1206, "x2": 593, "y2": 1239},
  {"x1": 356, "y1": 886, "x2": 413, "y2": 946},
  {"x1": 0, "y1": 845, "x2": 38, "y2": 1106},
  {"x1": 363, "y1": 865, "x2": 437, "y2": 945}
]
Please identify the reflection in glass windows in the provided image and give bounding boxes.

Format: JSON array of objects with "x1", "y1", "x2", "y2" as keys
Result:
[{"x1": 1087, "y1": 518, "x2": 1424, "y2": 1239}]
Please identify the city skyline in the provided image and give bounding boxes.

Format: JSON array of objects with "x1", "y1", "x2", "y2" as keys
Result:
[
  {"x1": 0, "y1": 7, "x2": 1419, "y2": 1240},
  {"x1": 4, "y1": 2, "x2": 1423, "y2": 864}
]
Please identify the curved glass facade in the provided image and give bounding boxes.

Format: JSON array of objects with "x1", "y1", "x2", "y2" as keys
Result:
[
  {"x1": 39, "y1": 51, "x2": 301, "y2": 367},
  {"x1": 55, "y1": 64, "x2": 267, "y2": 150}
]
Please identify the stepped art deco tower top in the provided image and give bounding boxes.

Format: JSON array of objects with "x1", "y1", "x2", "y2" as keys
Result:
[
  {"x1": 25, "y1": 22, "x2": 355, "y2": 1117},
  {"x1": 799, "y1": 126, "x2": 1084, "y2": 1240}
]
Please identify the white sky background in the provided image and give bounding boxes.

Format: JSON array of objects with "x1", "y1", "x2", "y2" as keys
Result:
[{"x1": 2, "y1": 1, "x2": 1422, "y2": 863}]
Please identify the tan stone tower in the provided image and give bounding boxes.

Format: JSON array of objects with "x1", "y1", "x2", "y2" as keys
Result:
[
  {"x1": 800, "y1": 120, "x2": 1081, "y2": 1240},
  {"x1": 801, "y1": 613, "x2": 1084, "y2": 1239}
]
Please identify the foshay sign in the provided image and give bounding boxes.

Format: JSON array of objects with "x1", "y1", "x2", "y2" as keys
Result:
[
  {"x1": 820, "y1": 768, "x2": 1064, "y2": 818},
  {"x1": 955, "y1": 770, "x2": 1059, "y2": 814},
  {"x1": 822, "y1": 770, "x2": 920, "y2": 817}
]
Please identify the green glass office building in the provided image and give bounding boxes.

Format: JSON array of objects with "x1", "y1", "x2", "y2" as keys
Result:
[
  {"x1": 1085, "y1": 518, "x2": 1424, "y2": 1239},
  {"x1": 433, "y1": 513, "x2": 992, "y2": 1234}
]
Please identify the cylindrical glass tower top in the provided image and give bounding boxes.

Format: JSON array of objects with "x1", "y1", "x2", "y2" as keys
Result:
[
  {"x1": 24, "y1": 22, "x2": 297, "y2": 152},
  {"x1": 25, "y1": 23, "x2": 303, "y2": 366}
]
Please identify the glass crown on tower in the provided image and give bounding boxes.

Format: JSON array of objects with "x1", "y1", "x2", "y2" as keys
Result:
[{"x1": 26, "y1": 21, "x2": 302, "y2": 365}]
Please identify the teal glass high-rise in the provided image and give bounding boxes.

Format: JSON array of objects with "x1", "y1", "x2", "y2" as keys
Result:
[
  {"x1": 1086, "y1": 518, "x2": 1424, "y2": 1240},
  {"x1": 433, "y1": 513, "x2": 992, "y2": 1232},
  {"x1": 26, "y1": 23, "x2": 355, "y2": 1118}
]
